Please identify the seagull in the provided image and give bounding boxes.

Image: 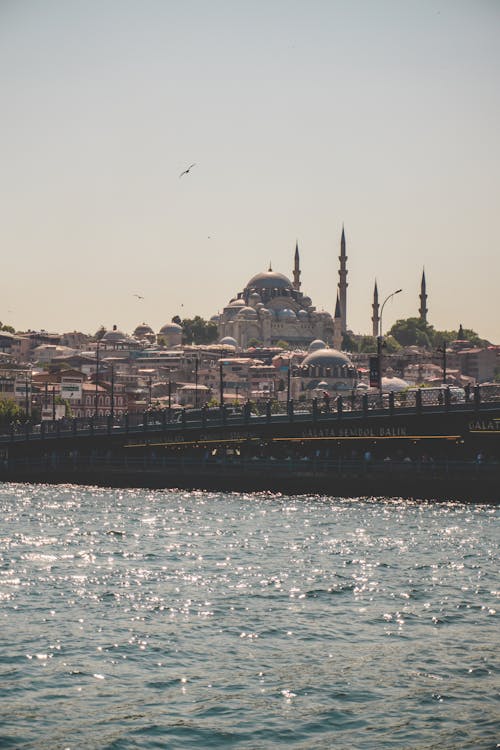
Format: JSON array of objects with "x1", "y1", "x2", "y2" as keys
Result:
[
  {"x1": 133, "y1": 294, "x2": 144, "y2": 300},
  {"x1": 179, "y1": 163, "x2": 196, "y2": 178}
]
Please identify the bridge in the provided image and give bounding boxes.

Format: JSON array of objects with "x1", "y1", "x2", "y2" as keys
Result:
[{"x1": 1, "y1": 386, "x2": 500, "y2": 502}]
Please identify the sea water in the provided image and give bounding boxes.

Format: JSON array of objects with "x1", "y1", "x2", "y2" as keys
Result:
[{"x1": 0, "y1": 483, "x2": 498, "y2": 749}]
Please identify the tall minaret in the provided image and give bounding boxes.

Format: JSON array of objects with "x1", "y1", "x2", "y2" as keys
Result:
[
  {"x1": 338, "y1": 226, "x2": 348, "y2": 334},
  {"x1": 293, "y1": 241, "x2": 301, "y2": 291},
  {"x1": 333, "y1": 293, "x2": 342, "y2": 350},
  {"x1": 372, "y1": 280, "x2": 380, "y2": 338},
  {"x1": 419, "y1": 268, "x2": 428, "y2": 324}
]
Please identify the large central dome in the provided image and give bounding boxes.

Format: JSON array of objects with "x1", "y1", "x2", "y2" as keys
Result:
[{"x1": 245, "y1": 271, "x2": 293, "y2": 291}]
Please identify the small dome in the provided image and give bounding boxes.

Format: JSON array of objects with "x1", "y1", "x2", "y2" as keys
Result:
[
  {"x1": 259, "y1": 308, "x2": 272, "y2": 316},
  {"x1": 102, "y1": 327, "x2": 127, "y2": 343},
  {"x1": 219, "y1": 336, "x2": 238, "y2": 348},
  {"x1": 297, "y1": 309, "x2": 308, "y2": 319},
  {"x1": 277, "y1": 308, "x2": 296, "y2": 320},
  {"x1": 133, "y1": 322, "x2": 154, "y2": 338},
  {"x1": 381, "y1": 376, "x2": 409, "y2": 392},
  {"x1": 308, "y1": 339, "x2": 326, "y2": 352},
  {"x1": 237, "y1": 305, "x2": 258, "y2": 319},
  {"x1": 159, "y1": 322, "x2": 183, "y2": 335},
  {"x1": 249, "y1": 292, "x2": 261, "y2": 304},
  {"x1": 226, "y1": 299, "x2": 246, "y2": 308},
  {"x1": 301, "y1": 347, "x2": 353, "y2": 369}
]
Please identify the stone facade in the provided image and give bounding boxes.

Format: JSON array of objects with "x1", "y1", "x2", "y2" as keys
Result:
[{"x1": 217, "y1": 269, "x2": 335, "y2": 349}]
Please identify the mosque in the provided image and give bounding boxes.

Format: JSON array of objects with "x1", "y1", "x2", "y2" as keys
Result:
[
  {"x1": 216, "y1": 228, "x2": 429, "y2": 351},
  {"x1": 216, "y1": 237, "x2": 346, "y2": 350}
]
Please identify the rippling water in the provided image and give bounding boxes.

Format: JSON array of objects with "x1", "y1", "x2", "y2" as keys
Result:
[{"x1": 0, "y1": 483, "x2": 498, "y2": 749}]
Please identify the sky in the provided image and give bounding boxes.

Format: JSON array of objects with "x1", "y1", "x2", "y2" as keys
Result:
[{"x1": 1, "y1": 0, "x2": 499, "y2": 342}]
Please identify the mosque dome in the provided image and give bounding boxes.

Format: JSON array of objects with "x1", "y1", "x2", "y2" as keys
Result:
[
  {"x1": 237, "y1": 306, "x2": 258, "y2": 319},
  {"x1": 277, "y1": 308, "x2": 296, "y2": 320},
  {"x1": 308, "y1": 339, "x2": 326, "y2": 352},
  {"x1": 226, "y1": 299, "x2": 246, "y2": 308},
  {"x1": 219, "y1": 336, "x2": 238, "y2": 348},
  {"x1": 381, "y1": 376, "x2": 409, "y2": 392},
  {"x1": 249, "y1": 292, "x2": 261, "y2": 305},
  {"x1": 301, "y1": 348, "x2": 352, "y2": 369},
  {"x1": 133, "y1": 322, "x2": 154, "y2": 339},
  {"x1": 245, "y1": 270, "x2": 293, "y2": 291},
  {"x1": 102, "y1": 326, "x2": 127, "y2": 344},
  {"x1": 159, "y1": 322, "x2": 183, "y2": 335},
  {"x1": 297, "y1": 309, "x2": 309, "y2": 320}
]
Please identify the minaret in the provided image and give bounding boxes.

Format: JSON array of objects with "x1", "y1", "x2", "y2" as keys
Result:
[
  {"x1": 338, "y1": 226, "x2": 348, "y2": 334},
  {"x1": 419, "y1": 268, "x2": 428, "y2": 324},
  {"x1": 293, "y1": 241, "x2": 301, "y2": 291},
  {"x1": 333, "y1": 293, "x2": 342, "y2": 350},
  {"x1": 372, "y1": 280, "x2": 380, "y2": 338}
]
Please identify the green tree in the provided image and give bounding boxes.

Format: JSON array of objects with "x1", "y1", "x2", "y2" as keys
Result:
[
  {"x1": 0, "y1": 322, "x2": 15, "y2": 334},
  {"x1": 388, "y1": 318, "x2": 432, "y2": 347},
  {"x1": 275, "y1": 340, "x2": 289, "y2": 350},
  {"x1": 181, "y1": 316, "x2": 218, "y2": 345},
  {"x1": 0, "y1": 398, "x2": 22, "y2": 427},
  {"x1": 388, "y1": 318, "x2": 490, "y2": 349},
  {"x1": 94, "y1": 325, "x2": 107, "y2": 341}
]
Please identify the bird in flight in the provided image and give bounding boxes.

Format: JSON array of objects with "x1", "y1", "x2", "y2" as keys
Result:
[
  {"x1": 179, "y1": 163, "x2": 196, "y2": 178},
  {"x1": 133, "y1": 294, "x2": 144, "y2": 300}
]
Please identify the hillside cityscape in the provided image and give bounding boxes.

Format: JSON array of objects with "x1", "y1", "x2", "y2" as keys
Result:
[{"x1": 1, "y1": 232, "x2": 498, "y2": 425}]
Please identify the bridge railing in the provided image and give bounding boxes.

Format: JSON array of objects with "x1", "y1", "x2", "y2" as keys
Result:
[{"x1": 1, "y1": 383, "x2": 500, "y2": 442}]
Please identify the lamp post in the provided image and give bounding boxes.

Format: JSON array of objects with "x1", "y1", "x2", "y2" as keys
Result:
[
  {"x1": 219, "y1": 359, "x2": 224, "y2": 407},
  {"x1": 437, "y1": 341, "x2": 447, "y2": 384},
  {"x1": 24, "y1": 372, "x2": 30, "y2": 418},
  {"x1": 194, "y1": 357, "x2": 199, "y2": 408},
  {"x1": 110, "y1": 364, "x2": 115, "y2": 422},
  {"x1": 286, "y1": 358, "x2": 291, "y2": 406},
  {"x1": 94, "y1": 341, "x2": 100, "y2": 418},
  {"x1": 378, "y1": 289, "x2": 402, "y2": 392}
]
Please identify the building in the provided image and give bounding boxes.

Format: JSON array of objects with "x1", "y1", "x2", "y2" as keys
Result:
[{"x1": 217, "y1": 245, "x2": 336, "y2": 348}]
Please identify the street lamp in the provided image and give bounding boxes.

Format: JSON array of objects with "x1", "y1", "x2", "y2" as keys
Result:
[
  {"x1": 378, "y1": 289, "x2": 402, "y2": 392},
  {"x1": 437, "y1": 340, "x2": 447, "y2": 384},
  {"x1": 110, "y1": 364, "x2": 115, "y2": 422},
  {"x1": 94, "y1": 341, "x2": 100, "y2": 418},
  {"x1": 194, "y1": 356, "x2": 199, "y2": 408},
  {"x1": 219, "y1": 359, "x2": 224, "y2": 407}
]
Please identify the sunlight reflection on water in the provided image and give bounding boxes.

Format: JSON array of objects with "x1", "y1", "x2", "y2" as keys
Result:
[{"x1": 0, "y1": 484, "x2": 498, "y2": 749}]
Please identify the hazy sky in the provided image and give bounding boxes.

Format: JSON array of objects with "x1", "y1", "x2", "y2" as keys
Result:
[{"x1": 1, "y1": 0, "x2": 499, "y2": 342}]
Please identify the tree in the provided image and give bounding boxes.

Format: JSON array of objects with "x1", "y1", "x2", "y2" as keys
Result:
[
  {"x1": 181, "y1": 316, "x2": 218, "y2": 345},
  {"x1": 388, "y1": 318, "x2": 490, "y2": 349},
  {"x1": 388, "y1": 318, "x2": 432, "y2": 348},
  {"x1": 0, "y1": 398, "x2": 22, "y2": 427},
  {"x1": 172, "y1": 315, "x2": 182, "y2": 325},
  {"x1": 0, "y1": 322, "x2": 15, "y2": 334},
  {"x1": 94, "y1": 326, "x2": 106, "y2": 341},
  {"x1": 275, "y1": 340, "x2": 289, "y2": 350}
]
